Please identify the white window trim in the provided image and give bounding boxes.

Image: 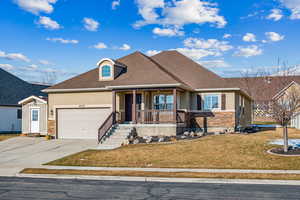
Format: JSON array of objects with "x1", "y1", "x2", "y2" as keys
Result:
[
  {"x1": 100, "y1": 65, "x2": 113, "y2": 80},
  {"x1": 202, "y1": 93, "x2": 221, "y2": 111}
]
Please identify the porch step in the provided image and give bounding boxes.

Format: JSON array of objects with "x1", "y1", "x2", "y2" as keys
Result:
[{"x1": 97, "y1": 125, "x2": 133, "y2": 150}]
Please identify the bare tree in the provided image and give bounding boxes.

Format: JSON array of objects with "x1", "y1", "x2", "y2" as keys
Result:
[
  {"x1": 240, "y1": 65, "x2": 300, "y2": 152},
  {"x1": 41, "y1": 71, "x2": 57, "y2": 85},
  {"x1": 272, "y1": 81, "x2": 300, "y2": 152}
]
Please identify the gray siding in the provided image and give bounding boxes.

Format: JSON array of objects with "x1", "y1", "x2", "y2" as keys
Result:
[{"x1": 22, "y1": 101, "x2": 47, "y2": 135}]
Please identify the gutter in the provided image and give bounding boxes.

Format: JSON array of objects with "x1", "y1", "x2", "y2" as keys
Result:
[
  {"x1": 195, "y1": 88, "x2": 241, "y2": 92},
  {"x1": 43, "y1": 83, "x2": 193, "y2": 93},
  {"x1": 195, "y1": 88, "x2": 253, "y2": 101},
  {"x1": 106, "y1": 83, "x2": 183, "y2": 89},
  {"x1": 42, "y1": 87, "x2": 109, "y2": 93}
]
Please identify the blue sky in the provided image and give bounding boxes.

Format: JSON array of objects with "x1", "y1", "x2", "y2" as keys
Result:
[{"x1": 1, "y1": 0, "x2": 300, "y2": 83}]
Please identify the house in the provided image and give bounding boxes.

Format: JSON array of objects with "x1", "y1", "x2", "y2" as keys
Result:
[
  {"x1": 0, "y1": 68, "x2": 48, "y2": 133},
  {"x1": 226, "y1": 76, "x2": 300, "y2": 122},
  {"x1": 44, "y1": 51, "x2": 252, "y2": 142},
  {"x1": 271, "y1": 81, "x2": 300, "y2": 129},
  {"x1": 18, "y1": 96, "x2": 48, "y2": 135}
]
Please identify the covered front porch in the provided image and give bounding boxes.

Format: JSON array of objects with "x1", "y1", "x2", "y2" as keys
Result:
[{"x1": 112, "y1": 88, "x2": 188, "y2": 125}]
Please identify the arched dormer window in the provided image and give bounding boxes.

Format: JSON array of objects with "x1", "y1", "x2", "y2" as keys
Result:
[
  {"x1": 97, "y1": 58, "x2": 115, "y2": 81},
  {"x1": 101, "y1": 65, "x2": 111, "y2": 78}
]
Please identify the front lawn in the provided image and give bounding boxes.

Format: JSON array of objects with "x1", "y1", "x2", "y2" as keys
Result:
[
  {"x1": 48, "y1": 128, "x2": 300, "y2": 170},
  {"x1": 0, "y1": 134, "x2": 20, "y2": 142}
]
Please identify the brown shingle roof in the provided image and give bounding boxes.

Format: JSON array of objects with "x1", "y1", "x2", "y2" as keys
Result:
[
  {"x1": 47, "y1": 50, "x2": 240, "y2": 92},
  {"x1": 225, "y1": 76, "x2": 300, "y2": 102},
  {"x1": 151, "y1": 51, "x2": 230, "y2": 90},
  {"x1": 47, "y1": 52, "x2": 182, "y2": 90}
]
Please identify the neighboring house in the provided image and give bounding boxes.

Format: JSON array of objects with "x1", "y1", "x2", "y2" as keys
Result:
[
  {"x1": 44, "y1": 51, "x2": 253, "y2": 141},
  {"x1": 18, "y1": 96, "x2": 48, "y2": 135},
  {"x1": 0, "y1": 68, "x2": 49, "y2": 133},
  {"x1": 272, "y1": 81, "x2": 300, "y2": 129},
  {"x1": 226, "y1": 76, "x2": 300, "y2": 122}
]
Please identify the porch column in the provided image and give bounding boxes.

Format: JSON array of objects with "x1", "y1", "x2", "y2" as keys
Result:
[
  {"x1": 173, "y1": 88, "x2": 177, "y2": 123},
  {"x1": 133, "y1": 89, "x2": 137, "y2": 123},
  {"x1": 112, "y1": 90, "x2": 116, "y2": 123}
]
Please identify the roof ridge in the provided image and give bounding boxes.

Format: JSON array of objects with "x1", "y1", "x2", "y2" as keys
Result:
[{"x1": 139, "y1": 51, "x2": 192, "y2": 89}]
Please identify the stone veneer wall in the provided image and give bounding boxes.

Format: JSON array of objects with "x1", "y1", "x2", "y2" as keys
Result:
[
  {"x1": 48, "y1": 120, "x2": 56, "y2": 137},
  {"x1": 192, "y1": 112, "x2": 235, "y2": 132}
]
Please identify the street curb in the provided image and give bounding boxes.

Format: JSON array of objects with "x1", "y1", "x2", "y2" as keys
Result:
[
  {"x1": 42, "y1": 165, "x2": 300, "y2": 174},
  {"x1": 16, "y1": 173, "x2": 300, "y2": 186}
]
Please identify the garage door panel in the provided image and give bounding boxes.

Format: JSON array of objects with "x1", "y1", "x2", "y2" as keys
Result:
[{"x1": 57, "y1": 108, "x2": 111, "y2": 139}]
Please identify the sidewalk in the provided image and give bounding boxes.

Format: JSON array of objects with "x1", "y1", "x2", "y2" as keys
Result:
[
  {"x1": 42, "y1": 165, "x2": 300, "y2": 174},
  {"x1": 17, "y1": 173, "x2": 300, "y2": 186}
]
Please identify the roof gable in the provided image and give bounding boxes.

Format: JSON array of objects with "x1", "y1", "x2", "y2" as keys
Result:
[{"x1": 151, "y1": 51, "x2": 230, "y2": 89}]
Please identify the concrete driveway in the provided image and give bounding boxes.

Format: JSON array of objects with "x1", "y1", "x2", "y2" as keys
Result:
[{"x1": 0, "y1": 136, "x2": 97, "y2": 176}]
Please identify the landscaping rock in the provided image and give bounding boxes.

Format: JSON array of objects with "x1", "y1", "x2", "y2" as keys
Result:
[
  {"x1": 145, "y1": 136, "x2": 153, "y2": 144},
  {"x1": 183, "y1": 131, "x2": 190, "y2": 136},
  {"x1": 158, "y1": 137, "x2": 165, "y2": 142},
  {"x1": 133, "y1": 139, "x2": 139, "y2": 144},
  {"x1": 123, "y1": 139, "x2": 130, "y2": 146},
  {"x1": 190, "y1": 131, "x2": 197, "y2": 137}
]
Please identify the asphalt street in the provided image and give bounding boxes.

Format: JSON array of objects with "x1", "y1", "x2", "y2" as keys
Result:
[{"x1": 0, "y1": 177, "x2": 300, "y2": 200}]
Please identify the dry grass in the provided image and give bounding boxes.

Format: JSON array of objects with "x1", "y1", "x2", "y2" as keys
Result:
[
  {"x1": 21, "y1": 168, "x2": 300, "y2": 180},
  {"x1": 48, "y1": 128, "x2": 300, "y2": 170},
  {"x1": 0, "y1": 134, "x2": 20, "y2": 141}
]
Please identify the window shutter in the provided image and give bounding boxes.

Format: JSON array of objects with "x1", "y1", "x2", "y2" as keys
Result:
[
  {"x1": 221, "y1": 94, "x2": 226, "y2": 110},
  {"x1": 197, "y1": 95, "x2": 202, "y2": 110}
]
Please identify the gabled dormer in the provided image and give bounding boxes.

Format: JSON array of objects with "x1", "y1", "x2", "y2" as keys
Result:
[{"x1": 97, "y1": 58, "x2": 126, "y2": 81}]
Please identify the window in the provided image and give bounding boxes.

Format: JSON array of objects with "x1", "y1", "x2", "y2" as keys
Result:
[
  {"x1": 17, "y1": 109, "x2": 22, "y2": 119},
  {"x1": 203, "y1": 95, "x2": 220, "y2": 110},
  {"x1": 153, "y1": 94, "x2": 173, "y2": 110},
  {"x1": 101, "y1": 65, "x2": 111, "y2": 77},
  {"x1": 32, "y1": 110, "x2": 39, "y2": 121}
]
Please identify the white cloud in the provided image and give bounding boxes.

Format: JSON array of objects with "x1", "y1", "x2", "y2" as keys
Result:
[
  {"x1": 112, "y1": 0, "x2": 121, "y2": 10},
  {"x1": 198, "y1": 59, "x2": 230, "y2": 68},
  {"x1": 46, "y1": 38, "x2": 79, "y2": 44},
  {"x1": 183, "y1": 38, "x2": 233, "y2": 52},
  {"x1": 83, "y1": 18, "x2": 99, "y2": 31},
  {"x1": 146, "y1": 50, "x2": 161, "y2": 56},
  {"x1": 152, "y1": 27, "x2": 184, "y2": 37},
  {"x1": 93, "y1": 42, "x2": 108, "y2": 49},
  {"x1": 242, "y1": 33, "x2": 256, "y2": 42},
  {"x1": 280, "y1": 0, "x2": 300, "y2": 19},
  {"x1": 134, "y1": 0, "x2": 226, "y2": 29},
  {"x1": 266, "y1": 9, "x2": 283, "y2": 21},
  {"x1": 223, "y1": 34, "x2": 231, "y2": 39},
  {"x1": 119, "y1": 44, "x2": 131, "y2": 51},
  {"x1": 174, "y1": 48, "x2": 217, "y2": 60},
  {"x1": 13, "y1": 0, "x2": 57, "y2": 15},
  {"x1": 0, "y1": 50, "x2": 30, "y2": 62},
  {"x1": 265, "y1": 32, "x2": 285, "y2": 42},
  {"x1": 135, "y1": 0, "x2": 165, "y2": 26},
  {"x1": 234, "y1": 45, "x2": 263, "y2": 57},
  {"x1": 0, "y1": 64, "x2": 15, "y2": 71},
  {"x1": 39, "y1": 60, "x2": 51, "y2": 65},
  {"x1": 37, "y1": 16, "x2": 61, "y2": 30},
  {"x1": 173, "y1": 37, "x2": 233, "y2": 61}
]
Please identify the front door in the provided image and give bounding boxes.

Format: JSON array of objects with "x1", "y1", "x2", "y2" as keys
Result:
[
  {"x1": 125, "y1": 94, "x2": 133, "y2": 121},
  {"x1": 30, "y1": 109, "x2": 40, "y2": 133}
]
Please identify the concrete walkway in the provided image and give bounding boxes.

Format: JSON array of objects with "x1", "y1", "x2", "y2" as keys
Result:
[{"x1": 42, "y1": 165, "x2": 300, "y2": 174}]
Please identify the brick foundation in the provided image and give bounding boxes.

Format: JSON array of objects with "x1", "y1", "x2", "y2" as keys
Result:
[
  {"x1": 191, "y1": 112, "x2": 235, "y2": 132},
  {"x1": 47, "y1": 120, "x2": 56, "y2": 137}
]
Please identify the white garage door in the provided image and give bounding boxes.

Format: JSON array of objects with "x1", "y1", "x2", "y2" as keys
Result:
[{"x1": 57, "y1": 108, "x2": 111, "y2": 139}]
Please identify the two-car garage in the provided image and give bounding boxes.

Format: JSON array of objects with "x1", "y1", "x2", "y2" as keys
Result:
[{"x1": 57, "y1": 108, "x2": 111, "y2": 139}]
